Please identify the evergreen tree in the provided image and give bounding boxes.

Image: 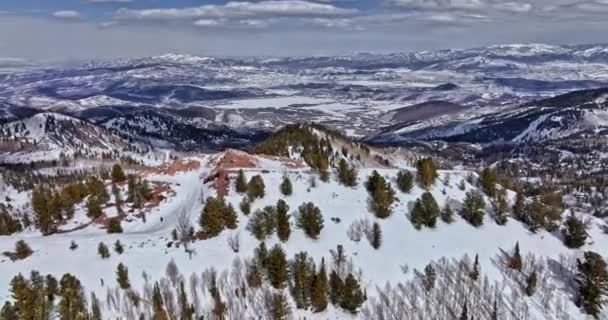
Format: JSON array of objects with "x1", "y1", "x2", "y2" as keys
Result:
[
  {"x1": 86, "y1": 196, "x2": 103, "y2": 219},
  {"x1": 410, "y1": 192, "x2": 440, "y2": 229},
  {"x1": 460, "y1": 190, "x2": 485, "y2": 227},
  {"x1": 493, "y1": 187, "x2": 508, "y2": 225},
  {"x1": 58, "y1": 274, "x2": 87, "y2": 320},
  {"x1": 575, "y1": 251, "x2": 608, "y2": 318},
  {"x1": 416, "y1": 158, "x2": 438, "y2": 189},
  {"x1": 311, "y1": 258, "x2": 328, "y2": 312},
  {"x1": 247, "y1": 206, "x2": 276, "y2": 241},
  {"x1": 276, "y1": 199, "x2": 291, "y2": 242},
  {"x1": 470, "y1": 254, "x2": 480, "y2": 281},
  {"x1": 112, "y1": 183, "x2": 123, "y2": 215},
  {"x1": 116, "y1": 263, "x2": 130, "y2": 289},
  {"x1": 290, "y1": 251, "x2": 314, "y2": 309},
  {"x1": 69, "y1": 240, "x2": 78, "y2": 250},
  {"x1": 297, "y1": 202, "x2": 324, "y2": 239},
  {"x1": 87, "y1": 176, "x2": 109, "y2": 203},
  {"x1": 114, "y1": 240, "x2": 124, "y2": 254},
  {"x1": 224, "y1": 203, "x2": 238, "y2": 230},
  {"x1": 255, "y1": 242, "x2": 269, "y2": 269},
  {"x1": 525, "y1": 271, "x2": 537, "y2": 296},
  {"x1": 396, "y1": 169, "x2": 414, "y2": 193},
  {"x1": 268, "y1": 291, "x2": 291, "y2": 320},
  {"x1": 562, "y1": 213, "x2": 588, "y2": 248},
  {"x1": 239, "y1": 197, "x2": 251, "y2": 215},
  {"x1": 267, "y1": 244, "x2": 289, "y2": 289},
  {"x1": 127, "y1": 174, "x2": 137, "y2": 202},
  {"x1": 98, "y1": 242, "x2": 110, "y2": 259},
  {"x1": 365, "y1": 171, "x2": 395, "y2": 219},
  {"x1": 152, "y1": 282, "x2": 169, "y2": 320},
  {"x1": 479, "y1": 167, "x2": 497, "y2": 197},
  {"x1": 337, "y1": 158, "x2": 357, "y2": 187},
  {"x1": 247, "y1": 175, "x2": 266, "y2": 200},
  {"x1": 280, "y1": 176, "x2": 293, "y2": 196},
  {"x1": 111, "y1": 163, "x2": 126, "y2": 183},
  {"x1": 107, "y1": 218, "x2": 123, "y2": 233},
  {"x1": 527, "y1": 197, "x2": 545, "y2": 233},
  {"x1": 0, "y1": 301, "x2": 18, "y2": 320},
  {"x1": 508, "y1": 242, "x2": 523, "y2": 272},
  {"x1": 235, "y1": 169, "x2": 248, "y2": 193},
  {"x1": 329, "y1": 270, "x2": 344, "y2": 305},
  {"x1": 423, "y1": 263, "x2": 436, "y2": 291},
  {"x1": 440, "y1": 201, "x2": 454, "y2": 224},
  {"x1": 370, "y1": 222, "x2": 382, "y2": 249},
  {"x1": 513, "y1": 189, "x2": 525, "y2": 221},
  {"x1": 14, "y1": 240, "x2": 33, "y2": 259},
  {"x1": 340, "y1": 273, "x2": 365, "y2": 314}
]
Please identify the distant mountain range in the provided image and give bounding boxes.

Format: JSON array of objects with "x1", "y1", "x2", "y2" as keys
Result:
[{"x1": 2, "y1": 43, "x2": 608, "y2": 163}]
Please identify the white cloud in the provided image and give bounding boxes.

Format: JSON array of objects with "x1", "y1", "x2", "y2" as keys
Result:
[
  {"x1": 492, "y1": 2, "x2": 533, "y2": 12},
  {"x1": 193, "y1": 19, "x2": 222, "y2": 27},
  {"x1": 114, "y1": 0, "x2": 357, "y2": 21},
  {"x1": 52, "y1": 11, "x2": 83, "y2": 20},
  {"x1": 385, "y1": 0, "x2": 489, "y2": 10}
]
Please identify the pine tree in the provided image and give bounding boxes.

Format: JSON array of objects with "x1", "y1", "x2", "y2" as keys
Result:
[
  {"x1": 423, "y1": 263, "x2": 436, "y2": 291},
  {"x1": 340, "y1": 273, "x2": 365, "y2": 314},
  {"x1": 69, "y1": 240, "x2": 78, "y2": 250},
  {"x1": 107, "y1": 218, "x2": 123, "y2": 233},
  {"x1": 365, "y1": 171, "x2": 395, "y2": 219},
  {"x1": 329, "y1": 270, "x2": 344, "y2": 305},
  {"x1": 112, "y1": 183, "x2": 123, "y2": 215},
  {"x1": 58, "y1": 274, "x2": 87, "y2": 320},
  {"x1": 527, "y1": 197, "x2": 545, "y2": 233},
  {"x1": 397, "y1": 169, "x2": 414, "y2": 193},
  {"x1": 460, "y1": 190, "x2": 485, "y2": 227},
  {"x1": 14, "y1": 240, "x2": 33, "y2": 260},
  {"x1": 337, "y1": 158, "x2": 357, "y2": 187},
  {"x1": 280, "y1": 176, "x2": 293, "y2": 196},
  {"x1": 255, "y1": 242, "x2": 269, "y2": 269},
  {"x1": 290, "y1": 251, "x2": 314, "y2": 309},
  {"x1": 562, "y1": 213, "x2": 588, "y2": 248},
  {"x1": 224, "y1": 203, "x2": 238, "y2": 230},
  {"x1": 111, "y1": 164, "x2": 126, "y2": 183},
  {"x1": 267, "y1": 244, "x2": 289, "y2": 289},
  {"x1": 239, "y1": 197, "x2": 251, "y2": 215},
  {"x1": 311, "y1": 258, "x2": 328, "y2": 312},
  {"x1": 247, "y1": 206, "x2": 276, "y2": 241},
  {"x1": 235, "y1": 169, "x2": 247, "y2": 193},
  {"x1": 127, "y1": 174, "x2": 137, "y2": 202},
  {"x1": 470, "y1": 254, "x2": 480, "y2": 281},
  {"x1": 268, "y1": 291, "x2": 291, "y2": 320},
  {"x1": 276, "y1": 199, "x2": 291, "y2": 242},
  {"x1": 575, "y1": 251, "x2": 608, "y2": 317},
  {"x1": 87, "y1": 176, "x2": 109, "y2": 203},
  {"x1": 1, "y1": 301, "x2": 18, "y2": 320},
  {"x1": 416, "y1": 158, "x2": 438, "y2": 189},
  {"x1": 513, "y1": 189, "x2": 525, "y2": 221},
  {"x1": 440, "y1": 201, "x2": 454, "y2": 223},
  {"x1": 493, "y1": 187, "x2": 508, "y2": 225},
  {"x1": 114, "y1": 240, "x2": 124, "y2": 254},
  {"x1": 508, "y1": 242, "x2": 522, "y2": 272},
  {"x1": 86, "y1": 196, "x2": 103, "y2": 219},
  {"x1": 32, "y1": 187, "x2": 56, "y2": 234},
  {"x1": 247, "y1": 175, "x2": 266, "y2": 200},
  {"x1": 152, "y1": 282, "x2": 169, "y2": 320},
  {"x1": 410, "y1": 192, "x2": 440, "y2": 229},
  {"x1": 370, "y1": 222, "x2": 382, "y2": 249},
  {"x1": 297, "y1": 202, "x2": 324, "y2": 239},
  {"x1": 525, "y1": 271, "x2": 537, "y2": 296},
  {"x1": 116, "y1": 263, "x2": 130, "y2": 289},
  {"x1": 98, "y1": 242, "x2": 110, "y2": 259},
  {"x1": 199, "y1": 196, "x2": 227, "y2": 238},
  {"x1": 479, "y1": 167, "x2": 497, "y2": 197}
]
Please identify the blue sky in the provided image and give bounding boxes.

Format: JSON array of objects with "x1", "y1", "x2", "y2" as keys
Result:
[{"x1": 1, "y1": 0, "x2": 607, "y2": 61}]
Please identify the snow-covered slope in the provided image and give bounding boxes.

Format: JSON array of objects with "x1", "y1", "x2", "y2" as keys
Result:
[
  {"x1": 0, "y1": 112, "x2": 134, "y2": 163},
  {"x1": 1, "y1": 146, "x2": 607, "y2": 319}
]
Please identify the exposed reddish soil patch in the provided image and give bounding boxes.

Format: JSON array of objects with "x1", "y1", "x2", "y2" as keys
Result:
[
  {"x1": 145, "y1": 181, "x2": 171, "y2": 208},
  {"x1": 203, "y1": 149, "x2": 306, "y2": 197},
  {"x1": 147, "y1": 158, "x2": 201, "y2": 176}
]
